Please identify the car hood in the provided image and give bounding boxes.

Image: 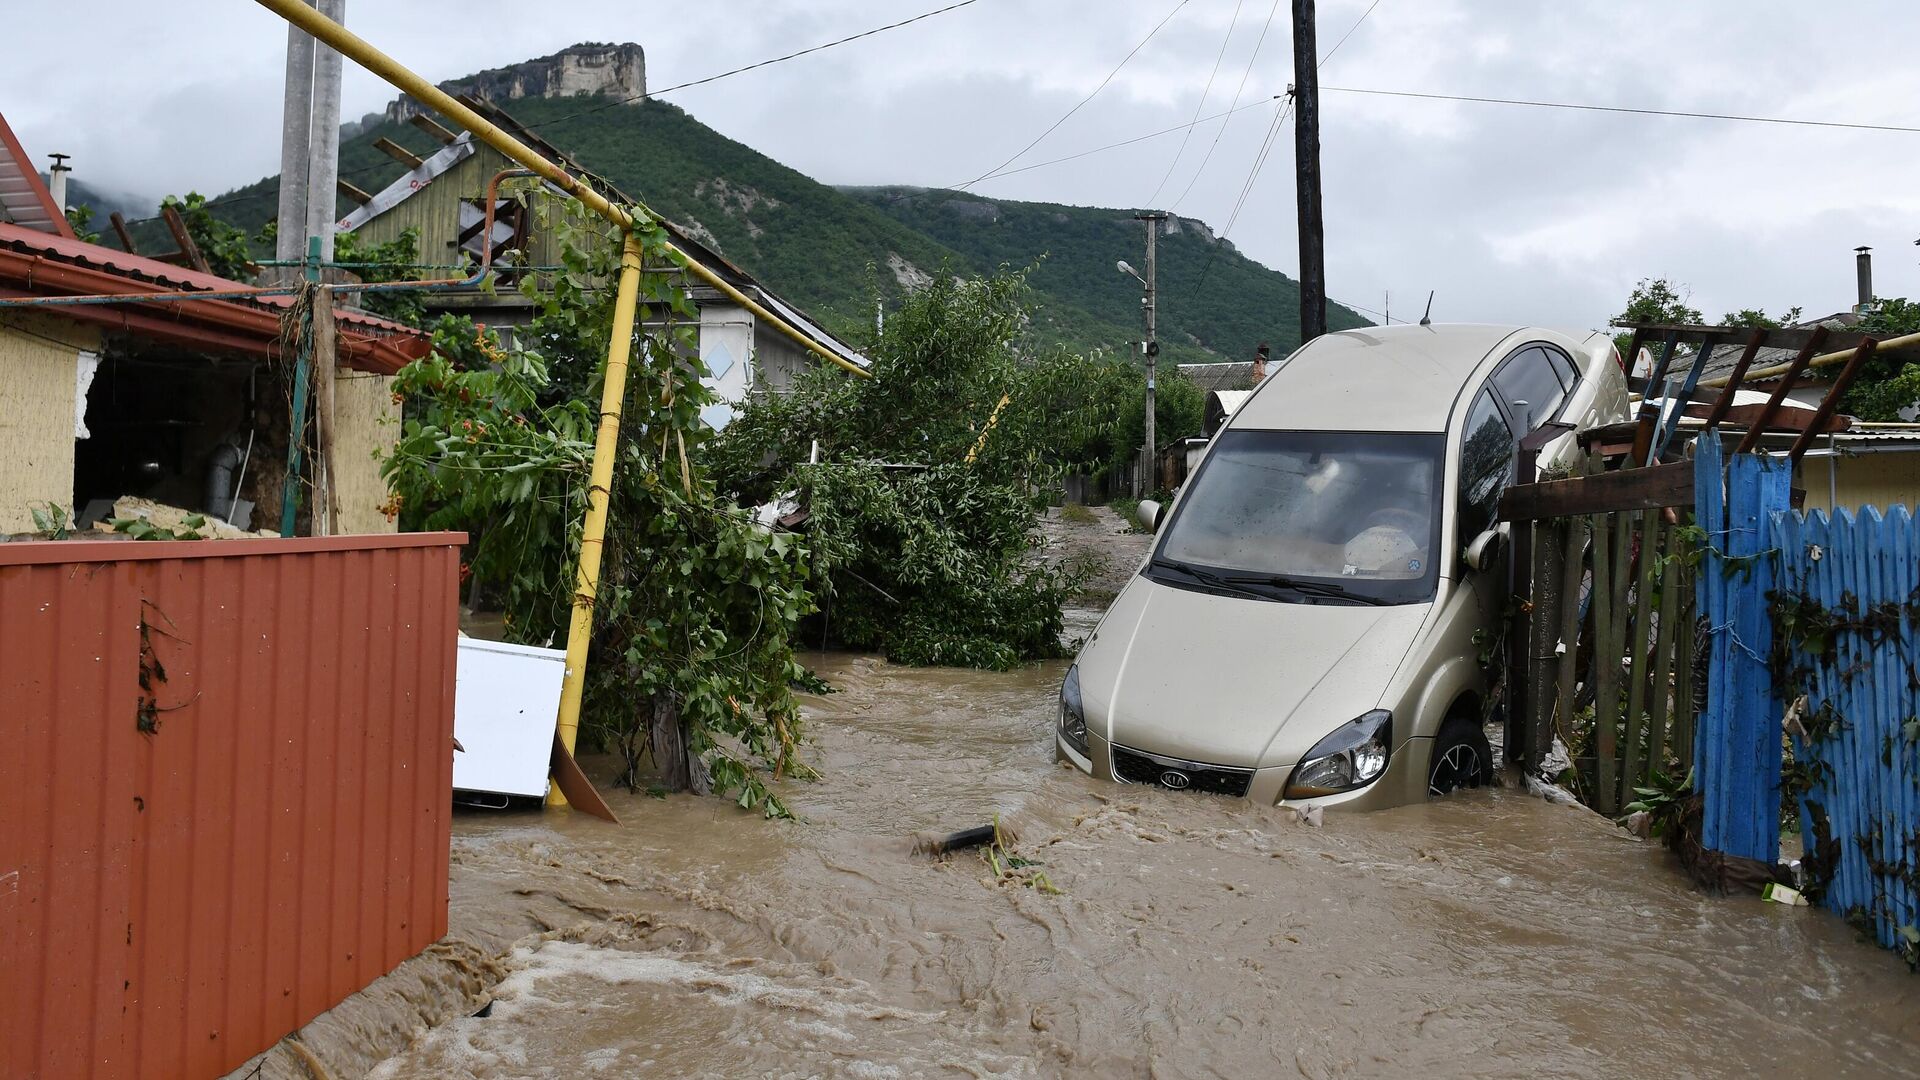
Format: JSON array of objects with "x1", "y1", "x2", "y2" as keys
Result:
[{"x1": 1083, "y1": 577, "x2": 1430, "y2": 770}]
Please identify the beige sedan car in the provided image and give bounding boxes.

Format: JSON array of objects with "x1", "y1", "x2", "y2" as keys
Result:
[{"x1": 1058, "y1": 324, "x2": 1628, "y2": 809}]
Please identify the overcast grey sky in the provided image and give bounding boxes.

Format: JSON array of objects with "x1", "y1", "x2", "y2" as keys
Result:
[{"x1": 4, "y1": 1, "x2": 1916, "y2": 331}]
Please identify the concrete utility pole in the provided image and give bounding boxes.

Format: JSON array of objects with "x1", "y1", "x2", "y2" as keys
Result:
[
  {"x1": 305, "y1": 0, "x2": 346, "y2": 264},
  {"x1": 275, "y1": 6, "x2": 317, "y2": 270},
  {"x1": 1291, "y1": 0, "x2": 1326, "y2": 343},
  {"x1": 1132, "y1": 211, "x2": 1167, "y2": 496}
]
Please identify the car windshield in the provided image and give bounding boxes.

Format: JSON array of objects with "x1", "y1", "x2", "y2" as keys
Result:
[{"x1": 1151, "y1": 429, "x2": 1445, "y2": 605}]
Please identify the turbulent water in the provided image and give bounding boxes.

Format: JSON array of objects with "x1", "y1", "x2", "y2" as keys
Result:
[{"x1": 303, "y1": 645, "x2": 1920, "y2": 1079}]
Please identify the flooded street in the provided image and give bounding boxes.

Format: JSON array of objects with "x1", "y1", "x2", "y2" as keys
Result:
[{"x1": 272, "y1": 510, "x2": 1920, "y2": 1079}]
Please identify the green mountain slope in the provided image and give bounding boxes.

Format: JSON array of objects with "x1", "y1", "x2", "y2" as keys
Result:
[
  {"x1": 845, "y1": 187, "x2": 1371, "y2": 361},
  {"x1": 188, "y1": 91, "x2": 1366, "y2": 360}
]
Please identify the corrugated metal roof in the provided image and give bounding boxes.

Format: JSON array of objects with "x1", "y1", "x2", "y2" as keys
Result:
[
  {"x1": 0, "y1": 113, "x2": 70, "y2": 237},
  {"x1": 0, "y1": 221, "x2": 423, "y2": 340},
  {"x1": 0, "y1": 533, "x2": 463, "y2": 1080}
]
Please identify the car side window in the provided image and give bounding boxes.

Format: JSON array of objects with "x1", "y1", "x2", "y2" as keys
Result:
[
  {"x1": 1546, "y1": 347, "x2": 1578, "y2": 394},
  {"x1": 1458, "y1": 388, "x2": 1516, "y2": 543},
  {"x1": 1493, "y1": 346, "x2": 1568, "y2": 432}
]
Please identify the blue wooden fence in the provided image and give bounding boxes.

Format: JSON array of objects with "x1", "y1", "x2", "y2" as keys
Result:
[
  {"x1": 1693, "y1": 436, "x2": 1791, "y2": 865},
  {"x1": 1771, "y1": 506, "x2": 1920, "y2": 961}
]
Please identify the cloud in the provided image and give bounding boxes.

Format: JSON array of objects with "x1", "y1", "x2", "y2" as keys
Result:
[{"x1": 2, "y1": 0, "x2": 1913, "y2": 332}]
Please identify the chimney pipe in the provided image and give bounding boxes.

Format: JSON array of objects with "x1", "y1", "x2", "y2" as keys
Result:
[
  {"x1": 46, "y1": 153, "x2": 71, "y2": 216},
  {"x1": 1855, "y1": 245, "x2": 1873, "y2": 313}
]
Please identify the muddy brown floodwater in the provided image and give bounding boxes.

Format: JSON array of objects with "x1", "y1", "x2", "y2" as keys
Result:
[{"x1": 248, "y1": 509, "x2": 1920, "y2": 1079}]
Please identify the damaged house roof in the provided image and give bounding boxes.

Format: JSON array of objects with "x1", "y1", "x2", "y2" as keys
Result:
[{"x1": 339, "y1": 93, "x2": 868, "y2": 372}]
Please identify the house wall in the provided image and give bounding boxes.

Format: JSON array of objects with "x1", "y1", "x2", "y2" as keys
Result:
[
  {"x1": 0, "y1": 314, "x2": 100, "y2": 532},
  {"x1": 331, "y1": 369, "x2": 400, "y2": 533},
  {"x1": 1799, "y1": 447, "x2": 1920, "y2": 514},
  {"x1": 753, "y1": 323, "x2": 815, "y2": 394}
]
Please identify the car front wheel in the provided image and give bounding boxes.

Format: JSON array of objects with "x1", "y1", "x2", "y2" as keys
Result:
[{"x1": 1427, "y1": 715, "x2": 1492, "y2": 797}]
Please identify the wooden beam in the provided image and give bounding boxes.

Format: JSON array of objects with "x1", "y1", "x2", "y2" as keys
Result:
[
  {"x1": 159, "y1": 204, "x2": 211, "y2": 274},
  {"x1": 336, "y1": 178, "x2": 372, "y2": 205},
  {"x1": 108, "y1": 211, "x2": 138, "y2": 253},
  {"x1": 373, "y1": 136, "x2": 424, "y2": 169},
  {"x1": 1682, "y1": 401, "x2": 1849, "y2": 434},
  {"x1": 1499, "y1": 461, "x2": 1694, "y2": 521},
  {"x1": 409, "y1": 112, "x2": 458, "y2": 145}
]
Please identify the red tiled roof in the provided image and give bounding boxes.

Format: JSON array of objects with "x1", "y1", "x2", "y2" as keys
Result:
[{"x1": 0, "y1": 221, "x2": 430, "y2": 372}]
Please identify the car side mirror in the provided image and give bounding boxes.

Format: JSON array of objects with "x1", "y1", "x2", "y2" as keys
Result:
[
  {"x1": 1137, "y1": 499, "x2": 1164, "y2": 532},
  {"x1": 1462, "y1": 522, "x2": 1509, "y2": 573}
]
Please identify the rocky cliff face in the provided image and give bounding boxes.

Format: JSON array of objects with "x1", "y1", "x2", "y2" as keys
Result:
[{"x1": 384, "y1": 42, "x2": 646, "y2": 123}]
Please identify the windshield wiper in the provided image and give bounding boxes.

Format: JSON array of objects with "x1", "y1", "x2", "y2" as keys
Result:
[
  {"x1": 1148, "y1": 558, "x2": 1270, "y2": 600},
  {"x1": 1225, "y1": 573, "x2": 1392, "y2": 606}
]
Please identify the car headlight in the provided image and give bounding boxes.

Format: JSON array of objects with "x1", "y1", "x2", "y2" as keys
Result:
[
  {"x1": 1284, "y1": 710, "x2": 1392, "y2": 798},
  {"x1": 1058, "y1": 664, "x2": 1088, "y2": 756}
]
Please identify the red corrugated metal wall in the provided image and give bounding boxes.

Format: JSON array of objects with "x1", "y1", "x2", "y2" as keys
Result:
[{"x1": 0, "y1": 533, "x2": 464, "y2": 1080}]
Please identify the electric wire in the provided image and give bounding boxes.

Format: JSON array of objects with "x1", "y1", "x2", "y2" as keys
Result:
[
  {"x1": 1319, "y1": 85, "x2": 1920, "y2": 135},
  {"x1": 957, "y1": 0, "x2": 1192, "y2": 191},
  {"x1": 1190, "y1": 0, "x2": 1382, "y2": 295},
  {"x1": 1146, "y1": 0, "x2": 1245, "y2": 207},
  {"x1": 534, "y1": 0, "x2": 987, "y2": 126},
  {"x1": 1169, "y1": 0, "x2": 1282, "y2": 212}
]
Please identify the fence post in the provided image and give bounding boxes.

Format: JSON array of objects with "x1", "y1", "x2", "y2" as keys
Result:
[
  {"x1": 1591, "y1": 509, "x2": 1619, "y2": 813},
  {"x1": 1695, "y1": 436, "x2": 1788, "y2": 864},
  {"x1": 1527, "y1": 520, "x2": 1564, "y2": 773},
  {"x1": 1623, "y1": 510, "x2": 1663, "y2": 790}
]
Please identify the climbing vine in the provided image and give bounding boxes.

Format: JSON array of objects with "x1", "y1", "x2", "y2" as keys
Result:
[{"x1": 1769, "y1": 582, "x2": 1920, "y2": 966}]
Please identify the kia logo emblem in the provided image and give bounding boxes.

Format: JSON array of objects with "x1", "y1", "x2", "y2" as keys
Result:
[{"x1": 1159, "y1": 769, "x2": 1191, "y2": 790}]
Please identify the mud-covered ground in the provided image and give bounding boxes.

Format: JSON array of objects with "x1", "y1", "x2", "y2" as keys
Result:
[{"x1": 238, "y1": 509, "x2": 1920, "y2": 1079}]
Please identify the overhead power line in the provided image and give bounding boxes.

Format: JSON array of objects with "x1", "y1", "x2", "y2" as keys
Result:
[
  {"x1": 1170, "y1": 0, "x2": 1283, "y2": 212},
  {"x1": 1319, "y1": 85, "x2": 1920, "y2": 135},
  {"x1": 969, "y1": 94, "x2": 1282, "y2": 188},
  {"x1": 539, "y1": 0, "x2": 988, "y2": 127},
  {"x1": 958, "y1": 0, "x2": 1191, "y2": 191},
  {"x1": 1147, "y1": 0, "x2": 1245, "y2": 207}
]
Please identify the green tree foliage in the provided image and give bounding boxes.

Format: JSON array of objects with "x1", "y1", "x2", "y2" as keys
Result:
[
  {"x1": 711, "y1": 270, "x2": 1103, "y2": 669},
  {"x1": 383, "y1": 202, "x2": 815, "y2": 815},
  {"x1": 1718, "y1": 305, "x2": 1802, "y2": 329},
  {"x1": 162, "y1": 192, "x2": 257, "y2": 280},
  {"x1": 1611, "y1": 277, "x2": 1704, "y2": 357},
  {"x1": 1838, "y1": 296, "x2": 1920, "y2": 421},
  {"x1": 332, "y1": 226, "x2": 428, "y2": 325}
]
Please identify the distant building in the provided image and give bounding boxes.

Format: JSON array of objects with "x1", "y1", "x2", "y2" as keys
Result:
[{"x1": 1177, "y1": 361, "x2": 1257, "y2": 394}]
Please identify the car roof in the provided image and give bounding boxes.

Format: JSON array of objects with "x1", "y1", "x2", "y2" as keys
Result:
[{"x1": 1229, "y1": 323, "x2": 1552, "y2": 434}]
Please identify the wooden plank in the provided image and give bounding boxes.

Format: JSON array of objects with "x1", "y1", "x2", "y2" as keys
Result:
[
  {"x1": 1623, "y1": 511, "x2": 1662, "y2": 790},
  {"x1": 373, "y1": 136, "x2": 425, "y2": 169},
  {"x1": 1526, "y1": 519, "x2": 1564, "y2": 773},
  {"x1": 1591, "y1": 510, "x2": 1619, "y2": 814},
  {"x1": 159, "y1": 204, "x2": 210, "y2": 274},
  {"x1": 409, "y1": 113, "x2": 459, "y2": 145},
  {"x1": 1672, "y1": 555, "x2": 1695, "y2": 774},
  {"x1": 108, "y1": 211, "x2": 138, "y2": 254},
  {"x1": 1681, "y1": 401, "x2": 1851, "y2": 433},
  {"x1": 1499, "y1": 461, "x2": 1693, "y2": 521},
  {"x1": 1614, "y1": 321, "x2": 1919, "y2": 360},
  {"x1": 1553, "y1": 510, "x2": 1587, "y2": 775},
  {"x1": 336, "y1": 178, "x2": 372, "y2": 205},
  {"x1": 1647, "y1": 519, "x2": 1683, "y2": 776}
]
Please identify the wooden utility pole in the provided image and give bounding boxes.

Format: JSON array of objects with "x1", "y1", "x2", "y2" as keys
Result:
[
  {"x1": 1291, "y1": 0, "x2": 1326, "y2": 343},
  {"x1": 1135, "y1": 211, "x2": 1166, "y2": 495}
]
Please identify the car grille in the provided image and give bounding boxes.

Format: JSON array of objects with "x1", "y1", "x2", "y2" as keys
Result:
[{"x1": 1111, "y1": 744, "x2": 1253, "y2": 797}]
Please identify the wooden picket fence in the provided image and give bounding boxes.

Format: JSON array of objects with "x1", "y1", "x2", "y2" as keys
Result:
[{"x1": 1511, "y1": 458, "x2": 1700, "y2": 815}]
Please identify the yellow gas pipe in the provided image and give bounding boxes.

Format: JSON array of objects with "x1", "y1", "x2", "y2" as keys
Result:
[{"x1": 255, "y1": 0, "x2": 870, "y2": 808}]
